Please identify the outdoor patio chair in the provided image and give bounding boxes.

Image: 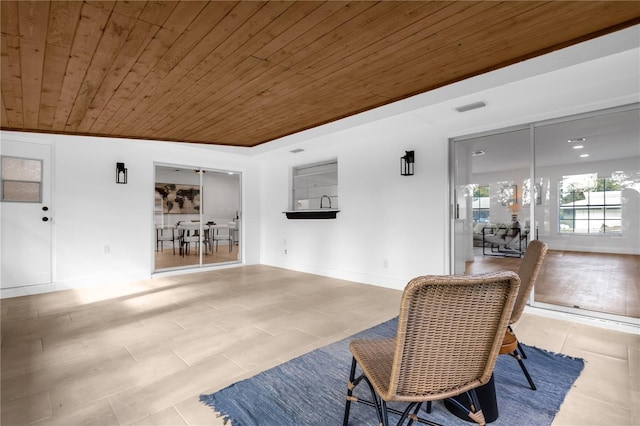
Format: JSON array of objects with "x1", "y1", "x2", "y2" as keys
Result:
[
  {"x1": 499, "y1": 239, "x2": 548, "y2": 390},
  {"x1": 343, "y1": 271, "x2": 520, "y2": 426}
]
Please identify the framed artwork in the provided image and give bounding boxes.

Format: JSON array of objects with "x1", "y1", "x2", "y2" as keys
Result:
[{"x1": 155, "y1": 183, "x2": 200, "y2": 213}]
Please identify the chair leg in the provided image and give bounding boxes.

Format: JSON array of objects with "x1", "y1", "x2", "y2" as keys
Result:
[
  {"x1": 380, "y1": 399, "x2": 390, "y2": 426},
  {"x1": 517, "y1": 340, "x2": 528, "y2": 359},
  {"x1": 467, "y1": 389, "x2": 486, "y2": 426},
  {"x1": 343, "y1": 358, "x2": 357, "y2": 426},
  {"x1": 401, "y1": 402, "x2": 422, "y2": 426},
  {"x1": 507, "y1": 325, "x2": 528, "y2": 359},
  {"x1": 345, "y1": 358, "x2": 435, "y2": 426},
  {"x1": 445, "y1": 392, "x2": 486, "y2": 426},
  {"x1": 510, "y1": 349, "x2": 536, "y2": 390}
]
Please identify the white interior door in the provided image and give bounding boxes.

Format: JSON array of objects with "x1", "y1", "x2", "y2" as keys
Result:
[{"x1": 1, "y1": 140, "x2": 52, "y2": 289}]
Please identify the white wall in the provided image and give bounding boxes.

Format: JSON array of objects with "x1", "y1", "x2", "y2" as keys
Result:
[
  {"x1": 257, "y1": 113, "x2": 450, "y2": 291},
  {"x1": 0, "y1": 131, "x2": 260, "y2": 296}
]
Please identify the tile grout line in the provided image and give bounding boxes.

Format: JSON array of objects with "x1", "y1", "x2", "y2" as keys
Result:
[{"x1": 172, "y1": 404, "x2": 190, "y2": 426}]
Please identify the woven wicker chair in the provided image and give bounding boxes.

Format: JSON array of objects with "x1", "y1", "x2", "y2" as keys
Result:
[
  {"x1": 500, "y1": 240, "x2": 548, "y2": 390},
  {"x1": 343, "y1": 272, "x2": 520, "y2": 426}
]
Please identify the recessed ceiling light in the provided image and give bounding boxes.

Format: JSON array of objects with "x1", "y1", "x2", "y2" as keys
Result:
[
  {"x1": 455, "y1": 101, "x2": 487, "y2": 113},
  {"x1": 290, "y1": 148, "x2": 304, "y2": 153},
  {"x1": 572, "y1": 145, "x2": 584, "y2": 149},
  {"x1": 580, "y1": 154, "x2": 589, "y2": 158},
  {"x1": 568, "y1": 137, "x2": 586, "y2": 143},
  {"x1": 472, "y1": 150, "x2": 485, "y2": 156}
]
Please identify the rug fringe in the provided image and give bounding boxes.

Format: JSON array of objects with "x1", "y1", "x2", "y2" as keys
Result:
[
  {"x1": 199, "y1": 395, "x2": 232, "y2": 425},
  {"x1": 525, "y1": 344, "x2": 586, "y2": 363}
]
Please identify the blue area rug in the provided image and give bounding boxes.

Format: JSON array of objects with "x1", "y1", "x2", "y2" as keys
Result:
[{"x1": 200, "y1": 318, "x2": 584, "y2": 425}]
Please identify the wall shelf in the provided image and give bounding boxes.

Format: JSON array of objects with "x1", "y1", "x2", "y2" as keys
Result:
[{"x1": 283, "y1": 210, "x2": 340, "y2": 219}]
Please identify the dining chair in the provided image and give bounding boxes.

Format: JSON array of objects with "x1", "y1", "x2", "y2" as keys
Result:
[
  {"x1": 156, "y1": 225, "x2": 177, "y2": 255},
  {"x1": 212, "y1": 226, "x2": 233, "y2": 252},
  {"x1": 343, "y1": 271, "x2": 520, "y2": 426},
  {"x1": 499, "y1": 239, "x2": 548, "y2": 390},
  {"x1": 178, "y1": 222, "x2": 201, "y2": 256}
]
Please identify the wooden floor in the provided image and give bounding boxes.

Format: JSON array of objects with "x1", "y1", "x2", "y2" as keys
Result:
[
  {"x1": 1, "y1": 265, "x2": 638, "y2": 425},
  {"x1": 465, "y1": 249, "x2": 640, "y2": 318},
  {"x1": 154, "y1": 242, "x2": 240, "y2": 270}
]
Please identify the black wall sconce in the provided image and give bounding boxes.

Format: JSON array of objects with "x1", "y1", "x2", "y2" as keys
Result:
[
  {"x1": 400, "y1": 150, "x2": 415, "y2": 176},
  {"x1": 116, "y1": 162, "x2": 127, "y2": 184}
]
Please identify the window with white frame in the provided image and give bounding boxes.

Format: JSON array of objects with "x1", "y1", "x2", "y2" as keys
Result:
[
  {"x1": 1, "y1": 156, "x2": 43, "y2": 202},
  {"x1": 472, "y1": 185, "x2": 490, "y2": 222},
  {"x1": 559, "y1": 173, "x2": 622, "y2": 234},
  {"x1": 292, "y1": 159, "x2": 338, "y2": 210}
]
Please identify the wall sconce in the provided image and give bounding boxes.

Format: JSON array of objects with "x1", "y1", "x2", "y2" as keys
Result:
[
  {"x1": 400, "y1": 150, "x2": 415, "y2": 176},
  {"x1": 116, "y1": 162, "x2": 127, "y2": 184}
]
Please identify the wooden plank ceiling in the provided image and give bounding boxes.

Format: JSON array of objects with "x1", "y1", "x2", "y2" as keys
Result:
[{"x1": 2, "y1": 1, "x2": 639, "y2": 148}]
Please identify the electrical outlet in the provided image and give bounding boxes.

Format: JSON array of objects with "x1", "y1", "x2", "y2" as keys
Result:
[
  {"x1": 284, "y1": 249, "x2": 288, "y2": 254},
  {"x1": 104, "y1": 245, "x2": 111, "y2": 254}
]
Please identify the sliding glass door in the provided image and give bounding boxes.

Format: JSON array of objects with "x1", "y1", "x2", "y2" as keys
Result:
[
  {"x1": 451, "y1": 104, "x2": 639, "y2": 323},
  {"x1": 452, "y1": 127, "x2": 531, "y2": 273},
  {"x1": 154, "y1": 165, "x2": 241, "y2": 272},
  {"x1": 531, "y1": 107, "x2": 639, "y2": 319}
]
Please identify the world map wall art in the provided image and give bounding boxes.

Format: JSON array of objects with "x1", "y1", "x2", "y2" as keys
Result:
[{"x1": 155, "y1": 183, "x2": 200, "y2": 214}]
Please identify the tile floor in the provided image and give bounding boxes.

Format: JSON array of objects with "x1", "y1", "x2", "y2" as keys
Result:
[{"x1": 1, "y1": 265, "x2": 638, "y2": 425}]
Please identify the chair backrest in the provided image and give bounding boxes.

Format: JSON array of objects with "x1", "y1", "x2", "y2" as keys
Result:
[
  {"x1": 388, "y1": 271, "x2": 520, "y2": 400},
  {"x1": 178, "y1": 222, "x2": 201, "y2": 229},
  {"x1": 511, "y1": 240, "x2": 548, "y2": 324}
]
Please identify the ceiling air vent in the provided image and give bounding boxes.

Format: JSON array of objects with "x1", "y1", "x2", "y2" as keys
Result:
[{"x1": 455, "y1": 101, "x2": 487, "y2": 113}]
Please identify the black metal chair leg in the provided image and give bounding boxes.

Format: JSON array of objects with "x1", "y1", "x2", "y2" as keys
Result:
[
  {"x1": 517, "y1": 340, "x2": 528, "y2": 359},
  {"x1": 511, "y1": 349, "x2": 536, "y2": 390},
  {"x1": 507, "y1": 325, "x2": 528, "y2": 359},
  {"x1": 404, "y1": 402, "x2": 422, "y2": 426},
  {"x1": 467, "y1": 389, "x2": 486, "y2": 425},
  {"x1": 380, "y1": 399, "x2": 390, "y2": 426},
  {"x1": 445, "y1": 392, "x2": 486, "y2": 425},
  {"x1": 343, "y1": 357, "x2": 358, "y2": 426}
]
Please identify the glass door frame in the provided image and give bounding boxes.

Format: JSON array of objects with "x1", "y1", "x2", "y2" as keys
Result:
[
  {"x1": 153, "y1": 162, "x2": 242, "y2": 273},
  {"x1": 449, "y1": 123, "x2": 532, "y2": 275}
]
